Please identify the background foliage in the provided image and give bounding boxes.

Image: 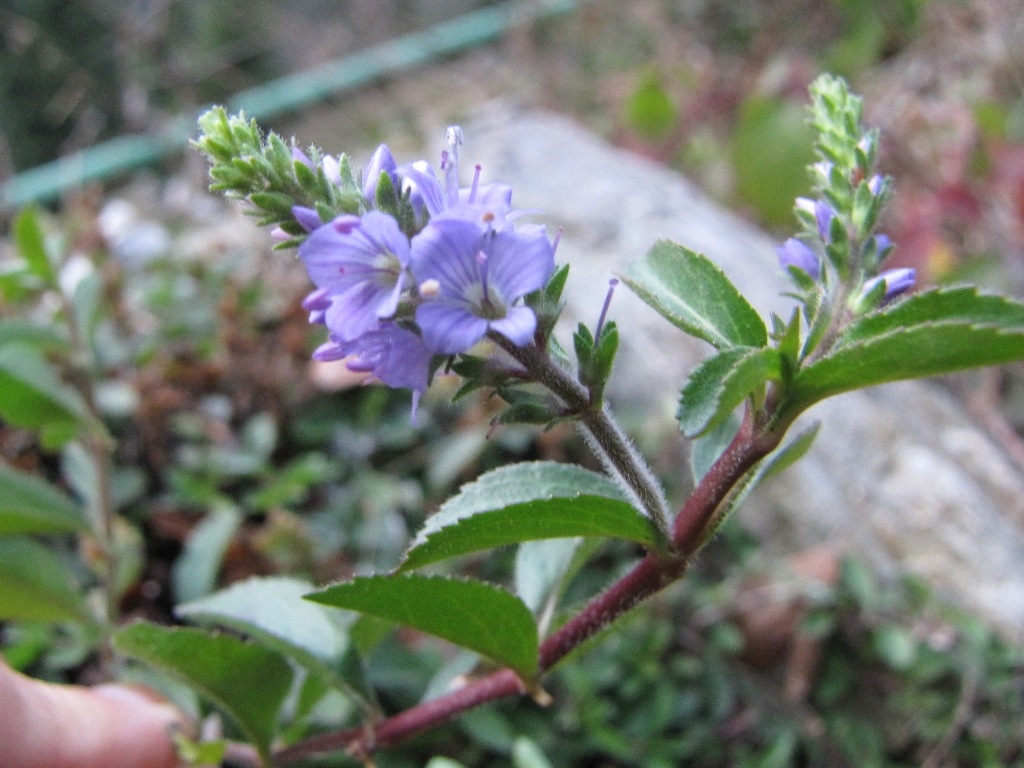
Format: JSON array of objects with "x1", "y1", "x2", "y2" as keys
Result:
[{"x1": 2, "y1": 1, "x2": 1024, "y2": 766}]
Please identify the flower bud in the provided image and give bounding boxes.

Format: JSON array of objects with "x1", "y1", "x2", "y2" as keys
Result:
[
  {"x1": 853, "y1": 267, "x2": 916, "y2": 313},
  {"x1": 363, "y1": 144, "x2": 398, "y2": 206},
  {"x1": 776, "y1": 238, "x2": 821, "y2": 280}
]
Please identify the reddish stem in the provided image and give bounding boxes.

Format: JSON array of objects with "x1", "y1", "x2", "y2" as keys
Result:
[
  {"x1": 672, "y1": 412, "x2": 775, "y2": 551},
  {"x1": 271, "y1": 412, "x2": 785, "y2": 765},
  {"x1": 275, "y1": 670, "x2": 526, "y2": 762}
]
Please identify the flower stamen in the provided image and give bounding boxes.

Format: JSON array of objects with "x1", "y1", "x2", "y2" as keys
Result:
[
  {"x1": 477, "y1": 251, "x2": 491, "y2": 305},
  {"x1": 470, "y1": 164, "x2": 481, "y2": 203},
  {"x1": 419, "y1": 278, "x2": 441, "y2": 298},
  {"x1": 595, "y1": 278, "x2": 619, "y2": 341}
]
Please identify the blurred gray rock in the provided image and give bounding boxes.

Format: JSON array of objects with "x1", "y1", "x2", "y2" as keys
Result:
[{"x1": 464, "y1": 103, "x2": 1024, "y2": 632}]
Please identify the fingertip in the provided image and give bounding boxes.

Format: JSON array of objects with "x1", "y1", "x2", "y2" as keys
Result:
[
  {"x1": 92, "y1": 683, "x2": 185, "y2": 728},
  {"x1": 0, "y1": 671, "x2": 186, "y2": 768},
  {"x1": 87, "y1": 684, "x2": 186, "y2": 768}
]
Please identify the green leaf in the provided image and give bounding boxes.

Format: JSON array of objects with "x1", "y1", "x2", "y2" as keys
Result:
[
  {"x1": 677, "y1": 347, "x2": 781, "y2": 437},
  {"x1": 785, "y1": 320, "x2": 1024, "y2": 417},
  {"x1": 114, "y1": 622, "x2": 293, "y2": 760},
  {"x1": 71, "y1": 270, "x2": 104, "y2": 348},
  {"x1": 838, "y1": 286, "x2": 1024, "y2": 347},
  {"x1": 514, "y1": 537, "x2": 604, "y2": 622},
  {"x1": 514, "y1": 538, "x2": 582, "y2": 616},
  {"x1": 731, "y1": 97, "x2": 816, "y2": 226},
  {"x1": 61, "y1": 441, "x2": 100, "y2": 528},
  {"x1": 624, "y1": 71, "x2": 678, "y2": 142},
  {"x1": 871, "y1": 625, "x2": 917, "y2": 671},
  {"x1": 759, "y1": 422, "x2": 820, "y2": 482},
  {"x1": 513, "y1": 736, "x2": 555, "y2": 768},
  {"x1": 0, "y1": 320, "x2": 69, "y2": 352},
  {"x1": 689, "y1": 414, "x2": 741, "y2": 484},
  {"x1": 738, "y1": 423, "x2": 820, "y2": 502},
  {"x1": 426, "y1": 759, "x2": 470, "y2": 768},
  {"x1": 171, "y1": 505, "x2": 243, "y2": 604},
  {"x1": 13, "y1": 207, "x2": 57, "y2": 286},
  {"x1": 177, "y1": 576, "x2": 374, "y2": 709},
  {"x1": 0, "y1": 537, "x2": 89, "y2": 622},
  {"x1": 0, "y1": 344, "x2": 88, "y2": 434},
  {"x1": 306, "y1": 574, "x2": 539, "y2": 680},
  {"x1": 398, "y1": 462, "x2": 661, "y2": 571},
  {"x1": 622, "y1": 240, "x2": 767, "y2": 349},
  {"x1": 171, "y1": 732, "x2": 228, "y2": 767},
  {"x1": 0, "y1": 461, "x2": 86, "y2": 535}
]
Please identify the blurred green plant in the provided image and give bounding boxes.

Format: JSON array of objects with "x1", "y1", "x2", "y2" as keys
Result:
[
  {"x1": 0, "y1": 206, "x2": 136, "y2": 678},
  {"x1": 623, "y1": 70, "x2": 678, "y2": 143}
]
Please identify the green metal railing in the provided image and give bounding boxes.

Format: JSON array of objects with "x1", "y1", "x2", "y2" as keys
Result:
[{"x1": 1, "y1": 0, "x2": 579, "y2": 212}]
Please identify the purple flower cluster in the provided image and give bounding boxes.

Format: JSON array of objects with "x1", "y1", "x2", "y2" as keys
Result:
[
  {"x1": 777, "y1": 175, "x2": 910, "y2": 310},
  {"x1": 292, "y1": 128, "x2": 556, "y2": 417}
]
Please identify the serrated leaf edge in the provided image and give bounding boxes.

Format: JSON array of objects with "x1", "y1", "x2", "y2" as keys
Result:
[
  {"x1": 397, "y1": 495, "x2": 660, "y2": 573},
  {"x1": 792, "y1": 317, "x2": 1024, "y2": 409},
  {"x1": 622, "y1": 240, "x2": 766, "y2": 349},
  {"x1": 678, "y1": 347, "x2": 779, "y2": 437},
  {"x1": 306, "y1": 574, "x2": 539, "y2": 679}
]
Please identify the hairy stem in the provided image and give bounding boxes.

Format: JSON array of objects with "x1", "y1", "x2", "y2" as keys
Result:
[
  {"x1": 672, "y1": 410, "x2": 786, "y2": 551},
  {"x1": 269, "y1": 404, "x2": 786, "y2": 765},
  {"x1": 490, "y1": 335, "x2": 673, "y2": 537}
]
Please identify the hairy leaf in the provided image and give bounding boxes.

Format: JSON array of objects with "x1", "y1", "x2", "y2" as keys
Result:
[
  {"x1": 307, "y1": 575, "x2": 539, "y2": 679},
  {"x1": 177, "y1": 576, "x2": 374, "y2": 709},
  {"x1": 785, "y1": 322, "x2": 1024, "y2": 416},
  {"x1": 837, "y1": 286, "x2": 1024, "y2": 347},
  {"x1": 114, "y1": 622, "x2": 292, "y2": 760},
  {"x1": 677, "y1": 347, "x2": 781, "y2": 437},
  {"x1": 622, "y1": 240, "x2": 766, "y2": 349},
  {"x1": 399, "y1": 462, "x2": 660, "y2": 571}
]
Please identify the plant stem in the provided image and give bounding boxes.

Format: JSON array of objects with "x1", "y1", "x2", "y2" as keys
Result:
[
  {"x1": 270, "y1": 403, "x2": 786, "y2": 765},
  {"x1": 60, "y1": 290, "x2": 121, "y2": 679},
  {"x1": 673, "y1": 412, "x2": 771, "y2": 550},
  {"x1": 490, "y1": 335, "x2": 673, "y2": 538}
]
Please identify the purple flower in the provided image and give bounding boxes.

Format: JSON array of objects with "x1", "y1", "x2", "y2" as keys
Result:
[
  {"x1": 776, "y1": 238, "x2": 821, "y2": 280},
  {"x1": 397, "y1": 126, "x2": 514, "y2": 231},
  {"x1": 812, "y1": 160, "x2": 834, "y2": 185},
  {"x1": 293, "y1": 148, "x2": 344, "y2": 189},
  {"x1": 292, "y1": 205, "x2": 323, "y2": 233},
  {"x1": 859, "y1": 267, "x2": 916, "y2": 308},
  {"x1": 321, "y1": 155, "x2": 342, "y2": 187},
  {"x1": 299, "y1": 211, "x2": 411, "y2": 341},
  {"x1": 313, "y1": 323, "x2": 434, "y2": 421},
  {"x1": 866, "y1": 233, "x2": 894, "y2": 264},
  {"x1": 363, "y1": 144, "x2": 399, "y2": 206},
  {"x1": 292, "y1": 147, "x2": 313, "y2": 168},
  {"x1": 815, "y1": 200, "x2": 837, "y2": 242},
  {"x1": 797, "y1": 197, "x2": 837, "y2": 243},
  {"x1": 398, "y1": 160, "x2": 514, "y2": 229},
  {"x1": 410, "y1": 218, "x2": 554, "y2": 354},
  {"x1": 302, "y1": 286, "x2": 332, "y2": 324},
  {"x1": 857, "y1": 133, "x2": 877, "y2": 162}
]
